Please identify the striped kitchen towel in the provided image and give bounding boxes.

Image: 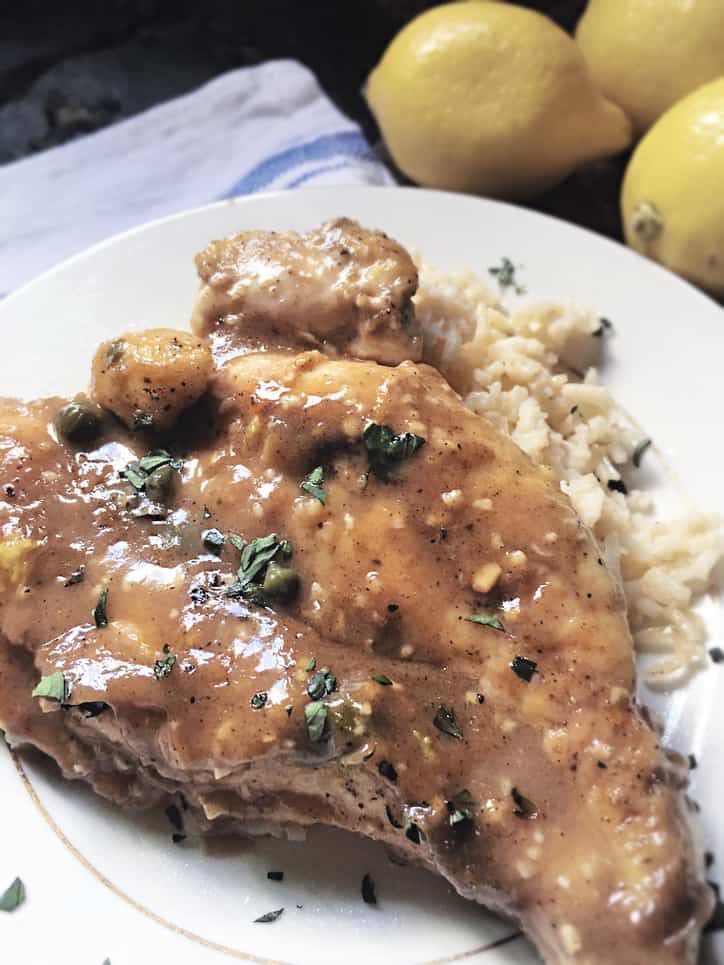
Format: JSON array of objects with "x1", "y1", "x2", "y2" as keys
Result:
[{"x1": 0, "y1": 59, "x2": 393, "y2": 295}]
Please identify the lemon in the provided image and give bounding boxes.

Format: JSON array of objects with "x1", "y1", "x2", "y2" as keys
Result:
[
  {"x1": 365, "y1": 1, "x2": 632, "y2": 200},
  {"x1": 576, "y1": 0, "x2": 724, "y2": 134},
  {"x1": 621, "y1": 78, "x2": 724, "y2": 297}
]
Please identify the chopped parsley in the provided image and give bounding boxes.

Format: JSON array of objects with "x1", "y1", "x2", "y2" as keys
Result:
[
  {"x1": 404, "y1": 821, "x2": 424, "y2": 844},
  {"x1": 189, "y1": 586, "x2": 209, "y2": 604},
  {"x1": 378, "y1": 760, "x2": 397, "y2": 783},
  {"x1": 447, "y1": 789, "x2": 476, "y2": 828},
  {"x1": 0, "y1": 877, "x2": 25, "y2": 912},
  {"x1": 228, "y1": 533, "x2": 246, "y2": 552},
  {"x1": 362, "y1": 423, "x2": 426, "y2": 483},
  {"x1": 488, "y1": 257, "x2": 525, "y2": 294},
  {"x1": 138, "y1": 450, "x2": 178, "y2": 475},
  {"x1": 121, "y1": 448, "x2": 181, "y2": 492},
  {"x1": 466, "y1": 614, "x2": 504, "y2": 631},
  {"x1": 251, "y1": 692, "x2": 268, "y2": 710},
  {"x1": 202, "y1": 528, "x2": 225, "y2": 554},
  {"x1": 267, "y1": 871, "x2": 284, "y2": 882},
  {"x1": 165, "y1": 803, "x2": 183, "y2": 832},
  {"x1": 433, "y1": 705, "x2": 463, "y2": 740},
  {"x1": 607, "y1": 478, "x2": 628, "y2": 495},
  {"x1": 234, "y1": 534, "x2": 283, "y2": 581},
  {"x1": 78, "y1": 701, "x2": 109, "y2": 718},
  {"x1": 361, "y1": 873, "x2": 377, "y2": 905},
  {"x1": 304, "y1": 701, "x2": 328, "y2": 743},
  {"x1": 154, "y1": 650, "x2": 176, "y2": 681},
  {"x1": 64, "y1": 566, "x2": 84, "y2": 586},
  {"x1": 225, "y1": 533, "x2": 293, "y2": 603},
  {"x1": 307, "y1": 670, "x2": 336, "y2": 700},
  {"x1": 93, "y1": 587, "x2": 109, "y2": 628},
  {"x1": 593, "y1": 316, "x2": 613, "y2": 337},
  {"x1": 511, "y1": 787, "x2": 538, "y2": 819},
  {"x1": 32, "y1": 679, "x2": 107, "y2": 717},
  {"x1": 32, "y1": 671, "x2": 67, "y2": 702},
  {"x1": 371, "y1": 673, "x2": 393, "y2": 686},
  {"x1": 305, "y1": 657, "x2": 317, "y2": 672},
  {"x1": 632, "y1": 438, "x2": 652, "y2": 468},
  {"x1": 254, "y1": 908, "x2": 284, "y2": 923},
  {"x1": 510, "y1": 656, "x2": 537, "y2": 682},
  {"x1": 300, "y1": 466, "x2": 327, "y2": 504}
]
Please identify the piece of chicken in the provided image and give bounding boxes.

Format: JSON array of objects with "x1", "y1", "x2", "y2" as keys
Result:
[
  {"x1": 0, "y1": 220, "x2": 713, "y2": 964},
  {"x1": 90, "y1": 329, "x2": 212, "y2": 432},
  {"x1": 191, "y1": 217, "x2": 422, "y2": 365},
  {"x1": 0, "y1": 347, "x2": 711, "y2": 963}
]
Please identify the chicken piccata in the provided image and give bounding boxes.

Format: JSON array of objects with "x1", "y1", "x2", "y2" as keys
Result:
[{"x1": 0, "y1": 219, "x2": 712, "y2": 963}]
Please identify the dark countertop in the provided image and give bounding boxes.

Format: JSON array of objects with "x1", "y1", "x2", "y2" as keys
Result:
[{"x1": 1, "y1": 0, "x2": 627, "y2": 242}]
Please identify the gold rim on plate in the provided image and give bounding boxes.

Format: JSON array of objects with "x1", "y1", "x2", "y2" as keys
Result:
[{"x1": 12, "y1": 749, "x2": 522, "y2": 964}]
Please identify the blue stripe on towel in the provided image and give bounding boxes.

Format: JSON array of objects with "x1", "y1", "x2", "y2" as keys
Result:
[
  {"x1": 286, "y1": 159, "x2": 353, "y2": 188},
  {"x1": 220, "y1": 131, "x2": 373, "y2": 198}
]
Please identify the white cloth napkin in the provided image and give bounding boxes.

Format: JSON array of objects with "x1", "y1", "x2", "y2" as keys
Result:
[{"x1": 1, "y1": 59, "x2": 393, "y2": 296}]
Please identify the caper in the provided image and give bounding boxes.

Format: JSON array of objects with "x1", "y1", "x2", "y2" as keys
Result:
[
  {"x1": 262, "y1": 562, "x2": 299, "y2": 601},
  {"x1": 145, "y1": 464, "x2": 175, "y2": 503},
  {"x1": 55, "y1": 401, "x2": 101, "y2": 443},
  {"x1": 327, "y1": 694, "x2": 359, "y2": 736}
]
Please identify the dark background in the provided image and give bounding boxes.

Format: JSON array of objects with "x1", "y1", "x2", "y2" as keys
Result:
[{"x1": 1, "y1": 0, "x2": 626, "y2": 240}]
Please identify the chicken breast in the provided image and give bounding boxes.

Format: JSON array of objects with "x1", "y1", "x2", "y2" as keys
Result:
[
  {"x1": 0, "y1": 221, "x2": 712, "y2": 963},
  {"x1": 191, "y1": 217, "x2": 422, "y2": 365}
]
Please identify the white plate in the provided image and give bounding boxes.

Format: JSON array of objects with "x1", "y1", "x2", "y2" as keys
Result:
[{"x1": 0, "y1": 186, "x2": 722, "y2": 965}]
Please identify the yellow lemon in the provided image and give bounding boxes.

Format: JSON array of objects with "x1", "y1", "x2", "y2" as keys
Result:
[
  {"x1": 576, "y1": 0, "x2": 724, "y2": 133},
  {"x1": 621, "y1": 77, "x2": 724, "y2": 298},
  {"x1": 365, "y1": 1, "x2": 632, "y2": 200}
]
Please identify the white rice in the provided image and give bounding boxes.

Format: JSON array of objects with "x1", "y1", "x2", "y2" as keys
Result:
[{"x1": 415, "y1": 264, "x2": 724, "y2": 689}]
